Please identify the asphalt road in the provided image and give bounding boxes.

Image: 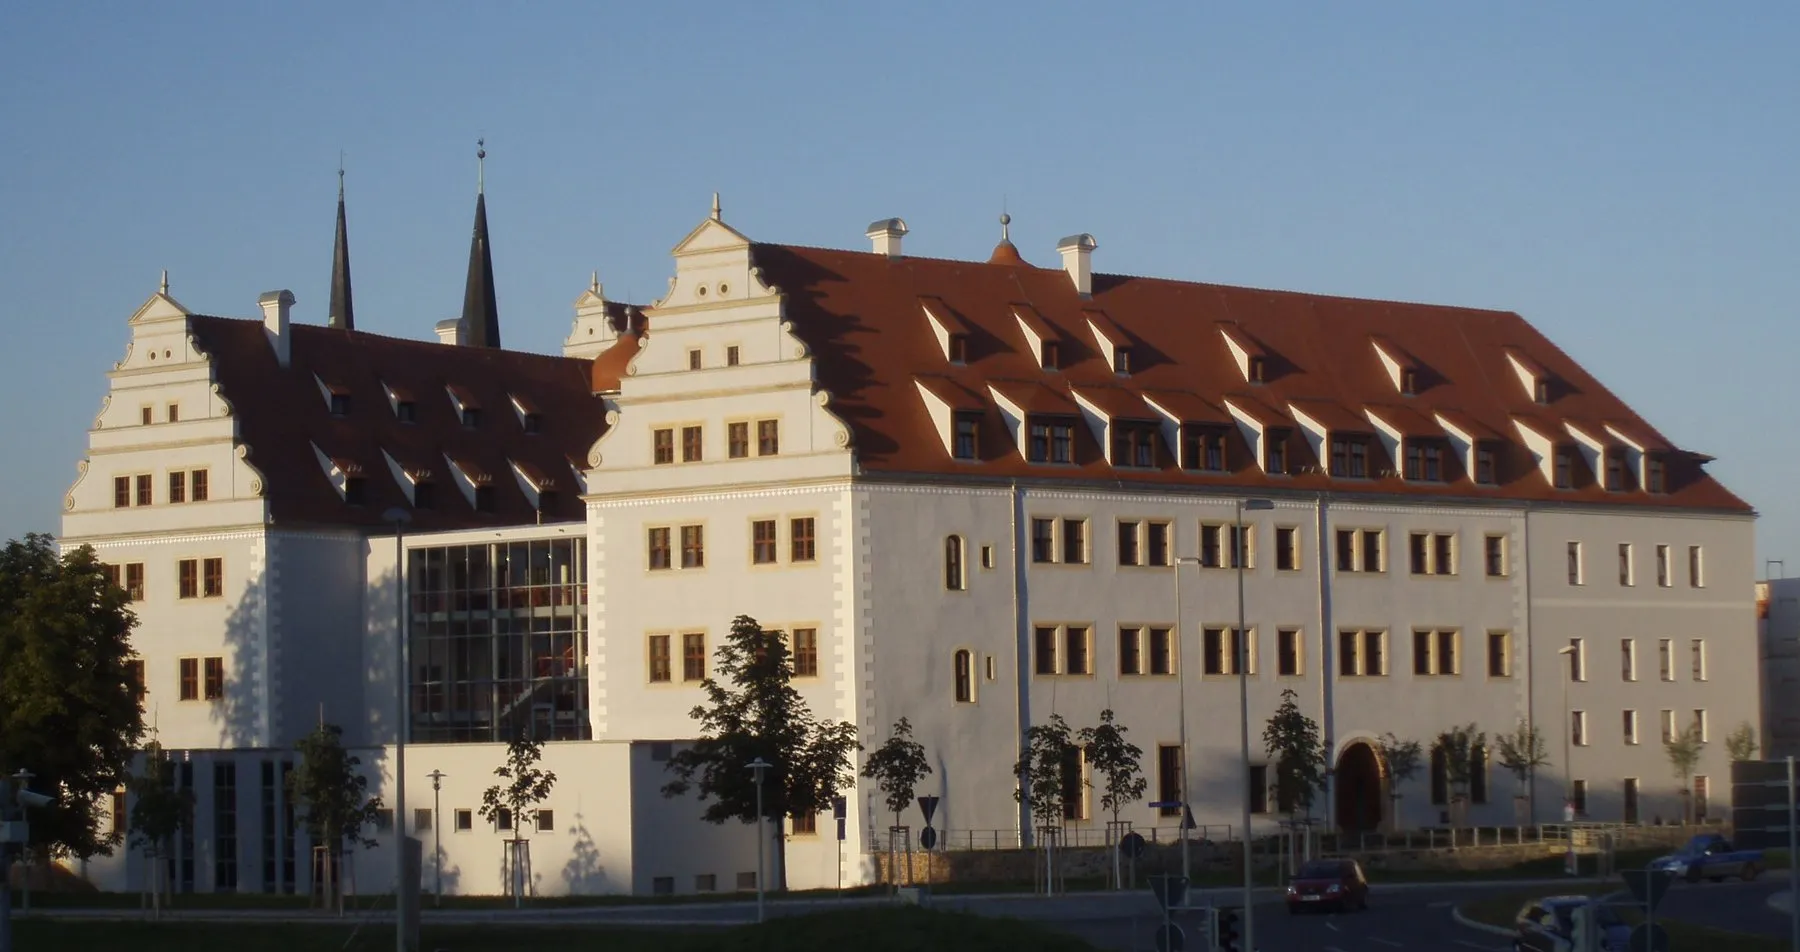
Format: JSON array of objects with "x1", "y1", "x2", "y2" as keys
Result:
[{"x1": 1647, "y1": 873, "x2": 1793, "y2": 939}]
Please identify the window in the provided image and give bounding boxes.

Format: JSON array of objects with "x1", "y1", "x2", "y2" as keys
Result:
[
  {"x1": 790, "y1": 811, "x2": 817, "y2": 836},
  {"x1": 647, "y1": 527, "x2": 672, "y2": 570},
  {"x1": 329, "y1": 393, "x2": 350, "y2": 417},
  {"x1": 1623, "y1": 778, "x2": 1640, "y2": 823},
  {"x1": 696, "y1": 873, "x2": 717, "y2": 892},
  {"x1": 1031, "y1": 624, "x2": 1090, "y2": 676},
  {"x1": 396, "y1": 400, "x2": 416, "y2": 423},
  {"x1": 1571, "y1": 779, "x2": 1587, "y2": 816},
  {"x1": 648, "y1": 635, "x2": 672, "y2": 682},
  {"x1": 1146, "y1": 521, "x2": 1170, "y2": 566},
  {"x1": 537, "y1": 811, "x2": 556, "y2": 833},
  {"x1": 343, "y1": 477, "x2": 367, "y2": 506},
  {"x1": 203, "y1": 558, "x2": 223, "y2": 598},
  {"x1": 1034, "y1": 626, "x2": 1057, "y2": 675},
  {"x1": 140, "y1": 406, "x2": 152, "y2": 426},
  {"x1": 1248, "y1": 356, "x2": 1267, "y2": 383},
  {"x1": 460, "y1": 407, "x2": 481, "y2": 428},
  {"x1": 1605, "y1": 449, "x2": 1633, "y2": 491},
  {"x1": 948, "y1": 334, "x2": 969, "y2": 364},
  {"x1": 1691, "y1": 640, "x2": 1706, "y2": 682},
  {"x1": 124, "y1": 563, "x2": 144, "y2": 601},
  {"x1": 1064, "y1": 626, "x2": 1091, "y2": 675},
  {"x1": 1658, "y1": 639, "x2": 1673, "y2": 681},
  {"x1": 1028, "y1": 419, "x2": 1076, "y2": 464},
  {"x1": 1265, "y1": 429, "x2": 1290, "y2": 475},
  {"x1": 187, "y1": 469, "x2": 207, "y2": 502},
  {"x1": 790, "y1": 518, "x2": 816, "y2": 562},
  {"x1": 980, "y1": 545, "x2": 994, "y2": 570},
  {"x1": 1554, "y1": 447, "x2": 1574, "y2": 488},
  {"x1": 757, "y1": 420, "x2": 779, "y2": 456},
  {"x1": 1568, "y1": 638, "x2": 1586, "y2": 682},
  {"x1": 204, "y1": 658, "x2": 224, "y2": 700},
  {"x1": 1647, "y1": 455, "x2": 1667, "y2": 493},
  {"x1": 789, "y1": 630, "x2": 819, "y2": 679},
  {"x1": 653, "y1": 428, "x2": 674, "y2": 465},
  {"x1": 214, "y1": 762, "x2": 237, "y2": 890},
  {"x1": 1329, "y1": 437, "x2": 1370, "y2": 478},
  {"x1": 1117, "y1": 521, "x2": 1141, "y2": 567},
  {"x1": 1275, "y1": 527, "x2": 1299, "y2": 571},
  {"x1": 953, "y1": 413, "x2": 980, "y2": 460},
  {"x1": 1031, "y1": 518, "x2": 1055, "y2": 563},
  {"x1": 1429, "y1": 747, "x2": 1449, "y2": 805},
  {"x1": 1249, "y1": 764, "x2": 1270, "y2": 814},
  {"x1": 751, "y1": 520, "x2": 778, "y2": 564},
  {"x1": 114, "y1": 476, "x2": 130, "y2": 508},
  {"x1": 728, "y1": 422, "x2": 750, "y2": 459},
  {"x1": 1060, "y1": 745, "x2": 1086, "y2": 820},
  {"x1": 179, "y1": 658, "x2": 199, "y2": 701},
  {"x1": 1566, "y1": 542, "x2": 1584, "y2": 585},
  {"x1": 688, "y1": 349, "x2": 702, "y2": 370},
  {"x1": 413, "y1": 481, "x2": 435, "y2": 509},
  {"x1": 1623, "y1": 710, "x2": 1639, "y2": 745},
  {"x1": 681, "y1": 633, "x2": 706, "y2": 681},
  {"x1": 726, "y1": 345, "x2": 740, "y2": 366},
  {"x1": 1198, "y1": 523, "x2": 1253, "y2": 568},
  {"x1": 1475, "y1": 444, "x2": 1498, "y2": 485},
  {"x1": 1338, "y1": 629, "x2": 1387, "y2": 676},
  {"x1": 1112, "y1": 346, "x2": 1132, "y2": 374},
  {"x1": 1111, "y1": 422, "x2": 1159, "y2": 468},
  {"x1": 169, "y1": 471, "x2": 186, "y2": 504},
  {"x1": 1119, "y1": 627, "x2": 1143, "y2": 675},
  {"x1": 1202, "y1": 627, "x2": 1254, "y2": 675},
  {"x1": 178, "y1": 559, "x2": 199, "y2": 599},
  {"x1": 1660, "y1": 709, "x2": 1676, "y2": 743},
  {"x1": 125, "y1": 659, "x2": 145, "y2": 698},
  {"x1": 1571, "y1": 710, "x2": 1587, "y2": 746},
  {"x1": 1277, "y1": 628, "x2": 1302, "y2": 676},
  {"x1": 1147, "y1": 627, "x2": 1174, "y2": 675},
  {"x1": 1334, "y1": 528, "x2": 1385, "y2": 573},
  {"x1": 1404, "y1": 440, "x2": 1448, "y2": 482},
  {"x1": 1401, "y1": 368, "x2": 1419, "y2": 396},
  {"x1": 1181, "y1": 426, "x2": 1229, "y2": 472},
  {"x1": 1484, "y1": 535, "x2": 1507, "y2": 577},
  {"x1": 137, "y1": 474, "x2": 153, "y2": 506},
  {"x1": 1409, "y1": 532, "x2": 1457, "y2": 576},
  {"x1": 112, "y1": 789, "x2": 127, "y2": 836},
  {"x1": 473, "y1": 485, "x2": 494, "y2": 512},
  {"x1": 944, "y1": 535, "x2": 965, "y2": 590},
  {"x1": 954, "y1": 649, "x2": 974, "y2": 702},
  {"x1": 681, "y1": 425, "x2": 703, "y2": 462},
  {"x1": 1656, "y1": 545, "x2": 1671, "y2": 587},
  {"x1": 1040, "y1": 339, "x2": 1061, "y2": 370},
  {"x1": 681, "y1": 525, "x2": 705, "y2": 568},
  {"x1": 496, "y1": 808, "x2": 513, "y2": 832},
  {"x1": 1060, "y1": 518, "x2": 1088, "y2": 564},
  {"x1": 1688, "y1": 546, "x2": 1704, "y2": 587},
  {"x1": 1487, "y1": 631, "x2": 1511, "y2": 677},
  {"x1": 455, "y1": 809, "x2": 473, "y2": 831},
  {"x1": 1156, "y1": 746, "x2": 1182, "y2": 817},
  {"x1": 1412, "y1": 629, "x2": 1459, "y2": 675},
  {"x1": 1618, "y1": 543, "x2": 1634, "y2": 586},
  {"x1": 1620, "y1": 639, "x2": 1637, "y2": 682}
]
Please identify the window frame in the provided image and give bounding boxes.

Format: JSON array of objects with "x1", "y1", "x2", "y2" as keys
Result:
[
  {"x1": 1486, "y1": 630, "x2": 1511, "y2": 678},
  {"x1": 646, "y1": 526, "x2": 673, "y2": 571},
  {"x1": 1276, "y1": 627, "x2": 1303, "y2": 677},
  {"x1": 647, "y1": 633, "x2": 673, "y2": 683},
  {"x1": 1274, "y1": 526, "x2": 1300, "y2": 572},
  {"x1": 756, "y1": 419, "x2": 780, "y2": 456},
  {"x1": 750, "y1": 519, "x2": 779, "y2": 565},
  {"x1": 679, "y1": 524, "x2": 705, "y2": 569},
  {"x1": 727, "y1": 421, "x2": 750, "y2": 459},
  {"x1": 1484, "y1": 534, "x2": 1508, "y2": 578},
  {"x1": 681, "y1": 425, "x2": 704, "y2": 463},
  {"x1": 1337, "y1": 628, "x2": 1388, "y2": 677},
  {"x1": 680, "y1": 632, "x2": 707, "y2": 682},
  {"x1": 652, "y1": 428, "x2": 675, "y2": 465},
  {"x1": 944, "y1": 535, "x2": 966, "y2": 591},
  {"x1": 790, "y1": 517, "x2": 817, "y2": 563},
  {"x1": 1334, "y1": 528, "x2": 1386, "y2": 574}
]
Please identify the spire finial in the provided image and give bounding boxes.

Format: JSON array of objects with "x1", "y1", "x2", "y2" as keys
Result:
[
  {"x1": 337, "y1": 152, "x2": 345, "y2": 199},
  {"x1": 476, "y1": 138, "x2": 487, "y2": 195},
  {"x1": 999, "y1": 211, "x2": 1011, "y2": 243},
  {"x1": 711, "y1": 191, "x2": 722, "y2": 221},
  {"x1": 160, "y1": 269, "x2": 169, "y2": 294}
]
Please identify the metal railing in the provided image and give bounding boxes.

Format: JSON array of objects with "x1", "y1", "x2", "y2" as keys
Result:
[{"x1": 893, "y1": 824, "x2": 1236, "y2": 852}]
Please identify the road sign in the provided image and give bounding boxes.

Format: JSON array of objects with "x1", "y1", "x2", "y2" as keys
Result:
[
  {"x1": 1731, "y1": 760, "x2": 1797, "y2": 849},
  {"x1": 1148, "y1": 800, "x2": 1180, "y2": 810},
  {"x1": 1620, "y1": 869, "x2": 1675, "y2": 911},
  {"x1": 917, "y1": 795, "x2": 940, "y2": 826},
  {"x1": 919, "y1": 827, "x2": 938, "y2": 850},
  {"x1": 1119, "y1": 831, "x2": 1147, "y2": 859},
  {"x1": 1149, "y1": 874, "x2": 1188, "y2": 911},
  {"x1": 1153, "y1": 923, "x2": 1184, "y2": 952},
  {"x1": 832, "y1": 797, "x2": 847, "y2": 820},
  {"x1": 1627, "y1": 922, "x2": 1670, "y2": 952}
]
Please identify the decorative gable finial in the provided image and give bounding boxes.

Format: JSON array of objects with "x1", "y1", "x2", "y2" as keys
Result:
[
  {"x1": 591, "y1": 271, "x2": 600, "y2": 294},
  {"x1": 338, "y1": 151, "x2": 345, "y2": 199},
  {"x1": 477, "y1": 138, "x2": 486, "y2": 195},
  {"x1": 711, "y1": 191, "x2": 722, "y2": 221},
  {"x1": 1000, "y1": 211, "x2": 1011, "y2": 243},
  {"x1": 160, "y1": 269, "x2": 169, "y2": 294}
]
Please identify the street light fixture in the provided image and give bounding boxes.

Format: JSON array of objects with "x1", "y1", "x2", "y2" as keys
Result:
[
  {"x1": 1234, "y1": 497, "x2": 1275, "y2": 952},
  {"x1": 1558, "y1": 644, "x2": 1579, "y2": 875},
  {"x1": 382, "y1": 506, "x2": 413, "y2": 952},
  {"x1": 748, "y1": 758, "x2": 771, "y2": 924},
  {"x1": 427, "y1": 770, "x2": 446, "y2": 907}
]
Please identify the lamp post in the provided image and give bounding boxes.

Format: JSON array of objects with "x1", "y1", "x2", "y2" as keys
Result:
[
  {"x1": 1172, "y1": 554, "x2": 1203, "y2": 886},
  {"x1": 427, "y1": 770, "x2": 446, "y2": 907},
  {"x1": 382, "y1": 507, "x2": 413, "y2": 952},
  {"x1": 748, "y1": 758, "x2": 771, "y2": 924},
  {"x1": 1558, "y1": 644, "x2": 1578, "y2": 875},
  {"x1": 1235, "y1": 497, "x2": 1275, "y2": 952}
]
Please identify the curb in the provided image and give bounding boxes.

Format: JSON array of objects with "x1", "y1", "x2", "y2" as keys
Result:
[{"x1": 1451, "y1": 903, "x2": 1518, "y2": 939}]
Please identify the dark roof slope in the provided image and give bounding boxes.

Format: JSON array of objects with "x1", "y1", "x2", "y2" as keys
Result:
[{"x1": 751, "y1": 243, "x2": 1747, "y2": 511}]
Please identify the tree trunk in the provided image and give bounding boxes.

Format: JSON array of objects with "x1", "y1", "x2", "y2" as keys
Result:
[{"x1": 771, "y1": 821, "x2": 788, "y2": 892}]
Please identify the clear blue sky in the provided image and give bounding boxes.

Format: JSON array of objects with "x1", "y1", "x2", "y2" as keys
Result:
[{"x1": 2, "y1": 3, "x2": 1795, "y2": 574}]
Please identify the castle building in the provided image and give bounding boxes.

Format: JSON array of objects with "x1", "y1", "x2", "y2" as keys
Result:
[{"x1": 61, "y1": 169, "x2": 1757, "y2": 896}]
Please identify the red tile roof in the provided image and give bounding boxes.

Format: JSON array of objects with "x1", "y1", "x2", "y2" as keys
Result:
[
  {"x1": 748, "y1": 243, "x2": 1748, "y2": 511},
  {"x1": 188, "y1": 317, "x2": 611, "y2": 531}
]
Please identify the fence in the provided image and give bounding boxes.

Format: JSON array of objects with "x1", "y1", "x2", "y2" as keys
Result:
[
  {"x1": 901, "y1": 820, "x2": 1703, "y2": 855},
  {"x1": 900, "y1": 824, "x2": 1235, "y2": 852}
]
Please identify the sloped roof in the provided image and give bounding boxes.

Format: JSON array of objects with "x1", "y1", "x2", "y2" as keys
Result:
[
  {"x1": 189, "y1": 317, "x2": 610, "y2": 530},
  {"x1": 748, "y1": 243, "x2": 1748, "y2": 511}
]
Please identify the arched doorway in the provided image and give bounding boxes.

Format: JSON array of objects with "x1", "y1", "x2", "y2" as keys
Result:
[{"x1": 1335, "y1": 742, "x2": 1383, "y2": 834}]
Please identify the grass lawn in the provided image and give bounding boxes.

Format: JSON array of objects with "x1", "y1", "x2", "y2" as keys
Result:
[
  {"x1": 12, "y1": 905, "x2": 1101, "y2": 952},
  {"x1": 1460, "y1": 886, "x2": 1787, "y2": 952}
]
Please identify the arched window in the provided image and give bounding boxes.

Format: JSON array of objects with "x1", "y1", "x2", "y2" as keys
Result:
[
  {"x1": 954, "y1": 649, "x2": 974, "y2": 703},
  {"x1": 945, "y1": 535, "x2": 965, "y2": 591}
]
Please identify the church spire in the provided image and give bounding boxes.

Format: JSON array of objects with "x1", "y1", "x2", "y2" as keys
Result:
[
  {"x1": 328, "y1": 162, "x2": 355, "y2": 330},
  {"x1": 461, "y1": 139, "x2": 501, "y2": 349}
]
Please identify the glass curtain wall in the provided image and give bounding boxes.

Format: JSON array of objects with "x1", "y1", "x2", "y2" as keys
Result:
[{"x1": 408, "y1": 538, "x2": 590, "y2": 743}]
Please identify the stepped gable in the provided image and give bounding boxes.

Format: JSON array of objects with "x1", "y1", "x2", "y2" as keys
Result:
[{"x1": 749, "y1": 242, "x2": 1747, "y2": 512}]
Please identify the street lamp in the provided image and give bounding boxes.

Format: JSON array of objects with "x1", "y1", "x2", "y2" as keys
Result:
[
  {"x1": 1558, "y1": 644, "x2": 1578, "y2": 875},
  {"x1": 1171, "y1": 554, "x2": 1203, "y2": 886},
  {"x1": 382, "y1": 506, "x2": 413, "y2": 952},
  {"x1": 1235, "y1": 497, "x2": 1275, "y2": 952},
  {"x1": 748, "y1": 758, "x2": 771, "y2": 924},
  {"x1": 427, "y1": 770, "x2": 446, "y2": 906}
]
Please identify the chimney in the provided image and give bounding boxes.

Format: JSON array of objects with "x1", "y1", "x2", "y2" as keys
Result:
[
  {"x1": 1056, "y1": 234, "x2": 1097, "y2": 297},
  {"x1": 258, "y1": 290, "x2": 295, "y2": 368},
  {"x1": 865, "y1": 218, "x2": 909, "y2": 258},
  {"x1": 435, "y1": 318, "x2": 466, "y2": 346}
]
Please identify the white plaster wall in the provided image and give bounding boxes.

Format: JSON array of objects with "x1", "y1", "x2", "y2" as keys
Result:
[
  {"x1": 628, "y1": 742, "x2": 769, "y2": 895},
  {"x1": 270, "y1": 531, "x2": 371, "y2": 747}
]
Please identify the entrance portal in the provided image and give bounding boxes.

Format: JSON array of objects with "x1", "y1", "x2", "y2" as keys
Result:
[{"x1": 1335, "y1": 742, "x2": 1383, "y2": 834}]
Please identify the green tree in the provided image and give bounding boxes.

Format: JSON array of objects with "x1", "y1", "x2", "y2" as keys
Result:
[
  {"x1": 1432, "y1": 724, "x2": 1486, "y2": 827},
  {"x1": 1262, "y1": 689, "x2": 1328, "y2": 818},
  {"x1": 287, "y1": 723, "x2": 383, "y2": 913},
  {"x1": 1726, "y1": 722, "x2": 1759, "y2": 763},
  {"x1": 861, "y1": 717, "x2": 932, "y2": 837},
  {"x1": 1079, "y1": 709, "x2": 1147, "y2": 829},
  {"x1": 1494, "y1": 719, "x2": 1551, "y2": 823},
  {"x1": 0, "y1": 534, "x2": 146, "y2": 861},
  {"x1": 480, "y1": 734, "x2": 557, "y2": 902},
  {"x1": 1665, "y1": 722, "x2": 1705, "y2": 823},
  {"x1": 662, "y1": 615, "x2": 860, "y2": 892},
  {"x1": 1013, "y1": 714, "x2": 1078, "y2": 831},
  {"x1": 1376, "y1": 733, "x2": 1423, "y2": 826},
  {"x1": 127, "y1": 739, "x2": 193, "y2": 917}
]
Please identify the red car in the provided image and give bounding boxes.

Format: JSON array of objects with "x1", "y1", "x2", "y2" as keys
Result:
[{"x1": 1285, "y1": 859, "x2": 1369, "y2": 913}]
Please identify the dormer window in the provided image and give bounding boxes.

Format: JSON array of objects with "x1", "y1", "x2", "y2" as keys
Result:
[
  {"x1": 1604, "y1": 448, "x2": 1634, "y2": 492},
  {"x1": 461, "y1": 407, "x2": 481, "y2": 428},
  {"x1": 538, "y1": 490, "x2": 560, "y2": 512},
  {"x1": 953, "y1": 413, "x2": 980, "y2": 461},
  {"x1": 1329, "y1": 436, "x2": 1370, "y2": 478},
  {"x1": 1533, "y1": 379, "x2": 1550, "y2": 405},
  {"x1": 396, "y1": 401, "x2": 416, "y2": 423},
  {"x1": 344, "y1": 477, "x2": 367, "y2": 506},
  {"x1": 1027, "y1": 417, "x2": 1076, "y2": 464},
  {"x1": 414, "y1": 481, "x2": 437, "y2": 510},
  {"x1": 948, "y1": 334, "x2": 969, "y2": 364},
  {"x1": 1403, "y1": 439, "x2": 1448, "y2": 482},
  {"x1": 522, "y1": 412, "x2": 542, "y2": 435},
  {"x1": 1111, "y1": 422, "x2": 1158, "y2": 468},
  {"x1": 1040, "y1": 340, "x2": 1061, "y2": 371},
  {"x1": 1647, "y1": 454, "x2": 1667, "y2": 494},
  {"x1": 1475, "y1": 443, "x2": 1499, "y2": 486},
  {"x1": 329, "y1": 393, "x2": 350, "y2": 417},
  {"x1": 1113, "y1": 347, "x2": 1132, "y2": 375},
  {"x1": 1181, "y1": 425, "x2": 1229, "y2": 473},
  {"x1": 1248, "y1": 356, "x2": 1267, "y2": 384},
  {"x1": 1401, "y1": 369, "x2": 1419, "y2": 396},
  {"x1": 1554, "y1": 446, "x2": 1576, "y2": 489},
  {"x1": 1265, "y1": 430, "x2": 1290, "y2": 475},
  {"x1": 474, "y1": 486, "x2": 495, "y2": 512}
]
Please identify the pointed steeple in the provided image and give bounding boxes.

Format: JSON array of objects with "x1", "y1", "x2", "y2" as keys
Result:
[
  {"x1": 328, "y1": 164, "x2": 355, "y2": 330},
  {"x1": 461, "y1": 139, "x2": 501, "y2": 349}
]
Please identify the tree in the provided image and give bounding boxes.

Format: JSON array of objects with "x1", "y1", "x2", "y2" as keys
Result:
[
  {"x1": 287, "y1": 722, "x2": 383, "y2": 913},
  {"x1": 1432, "y1": 724, "x2": 1486, "y2": 828},
  {"x1": 1376, "y1": 733, "x2": 1423, "y2": 827},
  {"x1": 0, "y1": 534, "x2": 146, "y2": 860},
  {"x1": 662, "y1": 615, "x2": 860, "y2": 892},
  {"x1": 1726, "y1": 722, "x2": 1759, "y2": 763},
  {"x1": 1079, "y1": 709, "x2": 1147, "y2": 829},
  {"x1": 126, "y1": 739, "x2": 193, "y2": 917},
  {"x1": 1665, "y1": 722, "x2": 1705, "y2": 824},
  {"x1": 861, "y1": 717, "x2": 932, "y2": 837},
  {"x1": 1013, "y1": 714, "x2": 1078, "y2": 831},
  {"x1": 480, "y1": 734, "x2": 558, "y2": 902},
  {"x1": 1262, "y1": 689, "x2": 1328, "y2": 819},
  {"x1": 1494, "y1": 719, "x2": 1551, "y2": 823}
]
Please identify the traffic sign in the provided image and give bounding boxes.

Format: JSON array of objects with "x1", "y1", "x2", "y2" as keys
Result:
[
  {"x1": 1621, "y1": 869, "x2": 1675, "y2": 912},
  {"x1": 917, "y1": 795, "x2": 940, "y2": 826},
  {"x1": 919, "y1": 827, "x2": 938, "y2": 850},
  {"x1": 1149, "y1": 874, "x2": 1188, "y2": 911},
  {"x1": 1153, "y1": 923, "x2": 1184, "y2": 952},
  {"x1": 1628, "y1": 922, "x2": 1670, "y2": 952},
  {"x1": 835, "y1": 817, "x2": 846, "y2": 842},
  {"x1": 1148, "y1": 800, "x2": 1180, "y2": 810},
  {"x1": 1119, "y1": 831, "x2": 1147, "y2": 859},
  {"x1": 832, "y1": 797, "x2": 847, "y2": 820}
]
